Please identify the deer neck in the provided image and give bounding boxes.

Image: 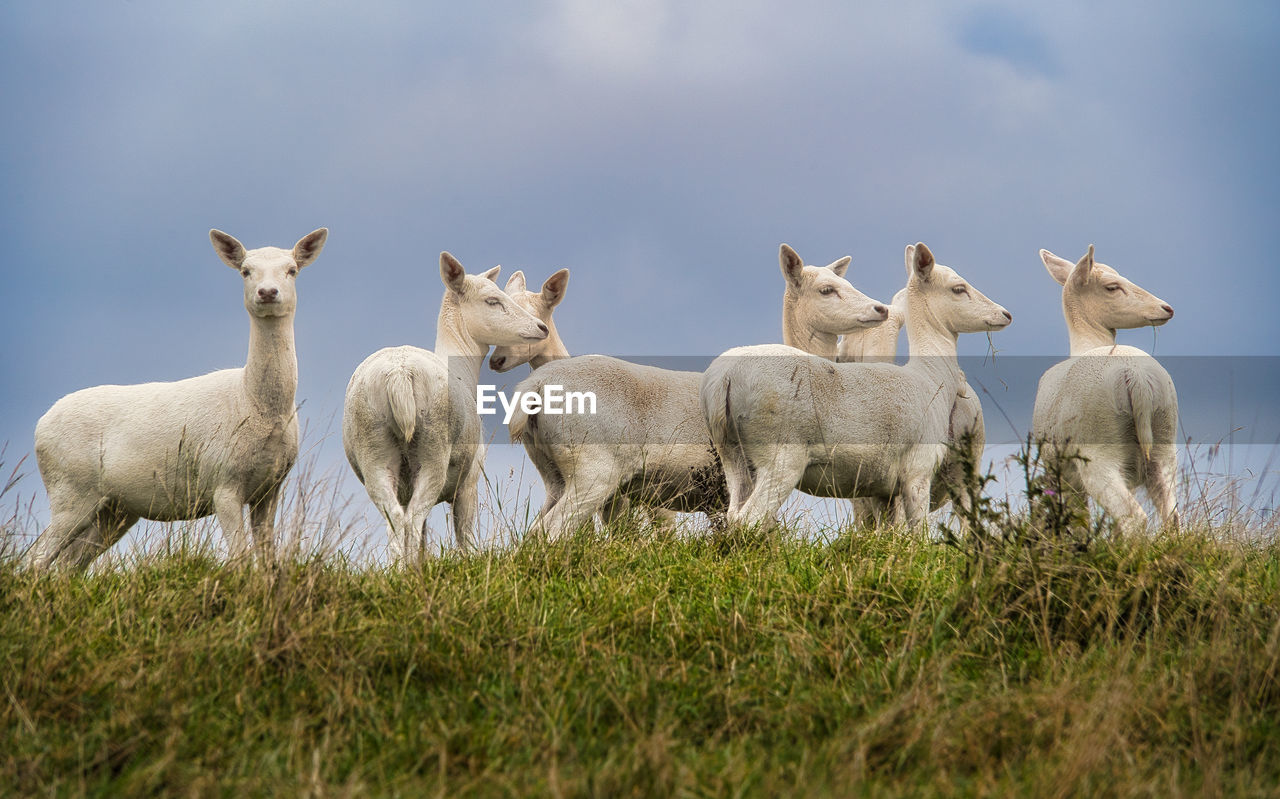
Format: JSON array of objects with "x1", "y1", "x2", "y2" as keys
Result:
[
  {"x1": 528, "y1": 325, "x2": 569, "y2": 369},
  {"x1": 782, "y1": 289, "x2": 839, "y2": 360},
  {"x1": 1063, "y1": 295, "x2": 1117, "y2": 355},
  {"x1": 904, "y1": 286, "x2": 962, "y2": 385},
  {"x1": 841, "y1": 315, "x2": 902, "y2": 363},
  {"x1": 435, "y1": 294, "x2": 488, "y2": 388},
  {"x1": 244, "y1": 313, "x2": 298, "y2": 418}
]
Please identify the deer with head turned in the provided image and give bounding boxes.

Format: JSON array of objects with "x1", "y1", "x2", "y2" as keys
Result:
[
  {"x1": 510, "y1": 244, "x2": 889, "y2": 540},
  {"x1": 837, "y1": 286, "x2": 988, "y2": 530},
  {"x1": 343, "y1": 252, "x2": 548, "y2": 562},
  {"x1": 1031, "y1": 245, "x2": 1178, "y2": 533},
  {"x1": 702, "y1": 242, "x2": 1011, "y2": 530},
  {"x1": 488, "y1": 268, "x2": 571, "y2": 374}
]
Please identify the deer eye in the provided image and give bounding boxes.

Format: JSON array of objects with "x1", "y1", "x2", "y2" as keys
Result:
[
  {"x1": 486, "y1": 298, "x2": 503, "y2": 307},
  {"x1": 287, "y1": 268, "x2": 298, "y2": 277},
  {"x1": 951, "y1": 285, "x2": 968, "y2": 295},
  {"x1": 240, "y1": 268, "x2": 250, "y2": 277},
  {"x1": 1105, "y1": 284, "x2": 1121, "y2": 292},
  {"x1": 819, "y1": 286, "x2": 836, "y2": 296}
]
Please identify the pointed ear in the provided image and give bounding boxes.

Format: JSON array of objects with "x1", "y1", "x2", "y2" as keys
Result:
[
  {"x1": 910, "y1": 242, "x2": 935, "y2": 282},
  {"x1": 779, "y1": 244, "x2": 804, "y2": 289},
  {"x1": 1039, "y1": 248, "x2": 1074, "y2": 286},
  {"x1": 481, "y1": 265, "x2": 502, "y2": 284},
  {"x1": 440, "y1": 251, "x2": 467, "y2": 294},
  {"x1": 505, "y1": 270, "x2": 527, "y2": 294},
  {"x1": 210, "y1": 229, "x2": 247, "y2": 269},
  {"x1": 890, "y1": 287, "x2": 909, "y2": 314},
  {"x1": 1068, "y1": 244, "x2": 1096, "y2": 285},
  {"x1": 292, "y1": 228, "x2": 328, "y2": 269},
  {"x1": 541, "y1": 268, "x2": 570, "y2": 308},
  {"x1": 828, "y1": 256, "x2": 852, "y2": 278}
]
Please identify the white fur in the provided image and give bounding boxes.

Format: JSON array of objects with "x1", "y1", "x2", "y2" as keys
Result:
[
  {"x1": 23, "y1": 228, "x2": 329, "y2": 571},
  {"x1": 1031, "y1": 245, "x2": 1178, "y2": 533},
  {"x1": 837, "y1": 288, "x2": 907, "y2": 364},
  {"x1": 511, "y1": 244, "x2": 888, "y2": 540},
  {"x1": 837, "y1": 287, "x2": 987, "y2": 526},
  {"x1": 702, "y1": 243, "x2": 1011, "y2": 529},
  {"x1": 343, "y1": 253, "x2": 548, "y2": 561},
  {"x1": 488, "y1": 268, "x2": 571, "y2": 373}
]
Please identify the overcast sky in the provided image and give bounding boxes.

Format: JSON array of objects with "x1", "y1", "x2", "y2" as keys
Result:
[{"x1": 2, "y1": 2, "x2": 1276, "y2": 550}]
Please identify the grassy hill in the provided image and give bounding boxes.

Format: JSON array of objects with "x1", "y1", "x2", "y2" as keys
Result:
[{"x1": 3, "y1": 512, "x2": 1279, "y2": 796}]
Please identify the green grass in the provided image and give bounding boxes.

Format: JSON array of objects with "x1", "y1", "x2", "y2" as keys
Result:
[{"x1": 3, "y1": 521, "x2": 1279, "y2": 797}]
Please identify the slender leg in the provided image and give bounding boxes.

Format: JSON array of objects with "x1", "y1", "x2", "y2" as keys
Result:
[
  {"x1": 1079, "y1": 465, "x2": 1147, "y2": 535},
  {"x1": 450, "y1": 462, "x2": 479, "y2": 552},
  {"x1": 249, "y1": 487, "x2": 282, "y2": 562},
  {"x1": 213, "y1": 485, "x2": 250, "y2": 561},
  {"x1": 731, "y1": 446, "x2": 808, "y2": 530},
  {"x1": 403, "y1": 456, "x2": 449, "y2": 562},
  {"x1": 900, "y1": 475, "x2": 933, "y2": 529},
  {"x1": 62, "y1": 506, "x2": 139, "y2": 572},
  {"x1": 1145, "y1": 445, "x2": 1180, "y2": 529},
  {"x1": 53, "y1": 523, "x2": 105, "y2": 570},
  {"x1": 23, "y1": 494, "x2": 101, "y2": 572},
  {"x1": 358, "y1": 467, "x2": 410, "y2": 562},
  {"x1": 718, "y1": 441, "x2": 756, "y2": 518},
  {"x1": 526, "y1": 450, "x2": 564, "y2": 528},
  {"x1": 538, "y1": 464, "x2": 627, "y2": 542}
]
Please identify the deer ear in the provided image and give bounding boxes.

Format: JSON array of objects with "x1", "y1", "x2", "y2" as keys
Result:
[
  {"x1": 1068, "y1": 244, "x2": 1096, "y2": 286},
  {"x1": 541, "y1": 268, "x2": 570, "y2": 308},
  {"x1": 292, "y1": 228, "x2": 327, "y2": 269},
  {"x1": 779, "y1": 244, "x2": 805, "y2": 289},
  {"x1": 480, "y1": 265, "x2": 502, "y2": 284},
  {"x1": 910, "y1": 242, "x2": 935, "y2": 282},
  {"x1": 505, "y1": 270, "x2": 527, "y2": 294},
  {"x1": 1040, "y1": 248, "x2": 1074, "y2": 286},
  {"x1": 828, "y1": 256, "x2": 852, "y2": 278},
  {"x1": 211, "y1": 229, "x2": 247, "y2": 269},
  {"x1": 440, "y1": 251, "x2": 467, "y2": 294}
]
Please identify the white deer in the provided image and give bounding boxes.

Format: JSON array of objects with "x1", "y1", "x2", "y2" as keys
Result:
[
  {"x1": 701, "y1": 243, "x2": 1011, "y2": 529},
  {"x1": 509, "y1": 244, "x2": 889, "y2": 540},
  {"x1": 837, "y1": 288, "x2": 907, "y2": 364},
  {"x1": 837, "y1": 288, "x2": 988, "y2": 528},
  {"x1": 490, "y1": 267, "x2": 684, "y2": 529},
  {"x1": 488, "y1": 268, "x2": 571, "y2": 373},
  {"x1": 343, "y1": 252, "x2": 548, "y2": 561},
  {"x1": 1031, "y1": 245, "x2": 1177, "y2": 533},
  {"x1": 23, "y1": 228, "x2": 328, "y2": 571}
]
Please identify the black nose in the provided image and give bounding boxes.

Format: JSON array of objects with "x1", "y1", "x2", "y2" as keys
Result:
[
  {"x1": 873, "y1": 304, "x2": 888, "y2": 318},
  {"x1": 1002, "y1": 310, "x2": 1012, "y2": 322},
  {"x1": 1161, "y1": 304, "x2": 1174, "y2": 317},
  {"x1": 258, "y1": 287, "x2": 278, "y2": 301},
  {"x1": 537, "y1": 323, "x2": 549, "y2": 335}
]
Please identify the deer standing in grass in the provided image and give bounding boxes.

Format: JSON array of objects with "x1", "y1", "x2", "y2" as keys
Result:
[
  {"x1": 509, "y1": 244, "x2": 888, "y2": 540},
  {"x1": 702, "y1": 243, "x2": 1011, "y2": 530},
  {"x1": 1032, "y1": 245, "x2": 1177, "y2": 533},
  {"x1": 837, "y1": 287, "x2": 989, "y2": 529},
  {"x1": 24, "y1": 228, "x2": 328, "y2": 571},
  {"x1": 343, "y1": 253, "x2": 548, "y2": 562}
]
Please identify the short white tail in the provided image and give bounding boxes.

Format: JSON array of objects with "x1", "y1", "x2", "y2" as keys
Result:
[
  {"x1": 385, "y1": 367, "x2": 417, "y2": 443},
  {"x1": 1113, "y1": 366, "x2": 1157, "y2": 461}
]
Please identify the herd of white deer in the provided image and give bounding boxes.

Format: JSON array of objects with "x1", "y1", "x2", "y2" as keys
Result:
[{"x1": 21, "y1": 230, "x2": 1179, "y2": 571}]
